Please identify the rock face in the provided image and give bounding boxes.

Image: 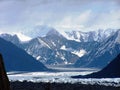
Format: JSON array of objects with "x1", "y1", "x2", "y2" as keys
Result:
[
  {"x1": 72, "y1": 53, "x2": 120, "y2": 78},
  {"x1": 0, "y1": 54, "x2": 10, "y2": 90}
]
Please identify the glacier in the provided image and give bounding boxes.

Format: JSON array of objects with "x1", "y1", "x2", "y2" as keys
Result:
[{"x1": 8, "y1": 71, "x2": 120, "y2": 87}]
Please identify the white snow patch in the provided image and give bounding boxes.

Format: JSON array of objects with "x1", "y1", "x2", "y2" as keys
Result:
[
  {"x1": 37, "y1": 38, "x2": 51, "y2": 49},
  {"x1": 61, "y1": 56, "x2": 65, "y2": 61},
  {"x1": 56, "y1": 51, "x2": 60, "y2": 56},
  {"x1": 60, "y1": 45, "x2": 66, "y2": 50},
  {"x1": 72, "y1": 49, "x2": 87, "y2": 57},
  {"x1": 52, "y1": 41, "x2": 56, "y2": 46},
  {"x1": 36, "y1": 56, "x2": 41, "y2": 60},
  {"x1": 60, "y1": 45, "x2": 73, "y2": 51},
  {"x1": 15, "y1": 33, "x2": 32, "y2": 41},
  {"x1": 59, "y1": 31, "x2": 81, "y2": 42},
  {"x1": 64, "y1": 61, "x2": 68, "y2": 64}
]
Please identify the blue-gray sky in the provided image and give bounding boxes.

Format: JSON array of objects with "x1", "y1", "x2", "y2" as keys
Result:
[{"x1": 0, "y1": 0, "x2": 120, "y2": 33}]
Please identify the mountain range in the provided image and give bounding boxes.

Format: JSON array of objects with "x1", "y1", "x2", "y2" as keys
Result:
[
  {"x1": 75, "y1": 30, "x2": 120, "y2": 68},
  {"x1": 63, "y1": 29, "x2": 116, "y2": 42},
  {"x1": 0, "y1": 26, "x2": 120, "y2": 69}
]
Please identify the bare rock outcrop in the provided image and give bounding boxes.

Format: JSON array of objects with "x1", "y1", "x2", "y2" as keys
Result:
[{"x1": 0, "y1": 54, "x2": 10, "y2": 90}]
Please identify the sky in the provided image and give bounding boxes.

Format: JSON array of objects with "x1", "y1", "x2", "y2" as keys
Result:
[{"x1": 0, "y1": 0, "x2": 120, "y2": 33}]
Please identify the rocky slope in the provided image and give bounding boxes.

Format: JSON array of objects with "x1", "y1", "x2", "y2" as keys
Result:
[
  {"x1": 75, "y1": 30, "x2": 120, "y2": 68},
  {"x1": 72, "y1": 53, "x2": 120, "y2": 78}
]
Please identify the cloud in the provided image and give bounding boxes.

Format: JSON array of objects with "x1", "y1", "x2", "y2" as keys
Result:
[
  {"x1": 0, "y1": 0, "x2": 119, "y2": 33},
  {"x1": 53, "y1": 10, "x2": 92, "y2": 31},
  {"x1": 88, "y1": 9, "x2": 120, "y2": 30}
]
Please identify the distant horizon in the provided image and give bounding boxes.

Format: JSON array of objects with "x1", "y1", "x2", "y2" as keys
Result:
[
  {"x1": 0, "y1": 25, "x2": 119, "y2": 33},
  {"x1": 0, "y1": 24, "x2": 119, "y2": 34}
]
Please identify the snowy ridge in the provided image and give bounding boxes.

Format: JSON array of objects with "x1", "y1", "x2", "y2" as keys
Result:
[
  {"x1": 74, "y1": 29, "x2": 120, "y2": 68},
  {"x1": 1, "y1": 27, "x2": 119, "y2": 66},
  {"x1": 0, "y1": 32, "x2": 31, "y2": 42},
  {"x1": 37, "y1": 38, "x2": 51, "y2": 49},
  {"x1": 61, "y1": 29, "x2": 117, "y2": 42},
  {"x1": 60, "y1": 31, "x2": 81, "y2": 42},
  {"x1": 15, "y1": 33, "x2": 32, "y2": 42},
  {"x1": 115, "y1": 30, "x2": 120, "y2": 43}
]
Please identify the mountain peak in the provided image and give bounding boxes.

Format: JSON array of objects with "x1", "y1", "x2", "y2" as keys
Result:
[
  {"x1": 46, "y1": 28, "x2": 60, "y2": 36},
  {"x1": 23, "y1": 25, "x2": 55, "y2": 38},
  {"x1": 62, "y1": 29, "x2": 117, "y2": 42}
]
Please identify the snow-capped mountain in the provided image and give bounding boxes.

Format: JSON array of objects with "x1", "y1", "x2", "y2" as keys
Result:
[
  {"x1": 0, "y1": 29, "x2": 92, "y2": 65},
  {"x1": 0, "y1": 37, "x2": 47, "y2": 71},
  {"x1": 75, "y1": 29, "x2": 120, "y2": 68},
  {"x1": 15, "y1": 33, "x2": 31, "y2": 41},
  {"x1": 0, "y1": 33, "x2": 31, "y2": 42},
  {"x1": 23, "y1": 29, "x2": 104, "y2": 65},
  {"x1": 0, "y1": 27, "x2": 119, "y2": 68},
  {"x1": 62, "y1": 29, "x2": 116, "y2": 42},
  {"x1": 21, "y1": 30, "x2": 81, "y2": 65}
]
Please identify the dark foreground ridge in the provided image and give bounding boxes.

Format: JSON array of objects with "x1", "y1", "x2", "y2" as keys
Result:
[
  {"x1": 0, "y1": 37, "x2": 48, "y2": 71},
  {"x1": 72, "y1": 53, "x2": 120, "y2": 78},
  {"x1": 10, "y1": 81, "x2": 120, "y2": 90},
  {"x1": 0, "y1": 54, "x2": 11, "y2": 90}
]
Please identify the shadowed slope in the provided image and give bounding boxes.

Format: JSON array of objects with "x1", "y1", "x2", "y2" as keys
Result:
[
  {"x1": 0, "y1": 37, "x2": 48, "y2": 71},
  {"x1": 72, "y1": 54, "x2": 120, "y2": 78}
]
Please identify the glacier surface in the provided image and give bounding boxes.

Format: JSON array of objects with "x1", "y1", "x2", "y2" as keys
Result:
[{"x1": 8, "y1": 70, "x2": 120, "y2": 87}]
